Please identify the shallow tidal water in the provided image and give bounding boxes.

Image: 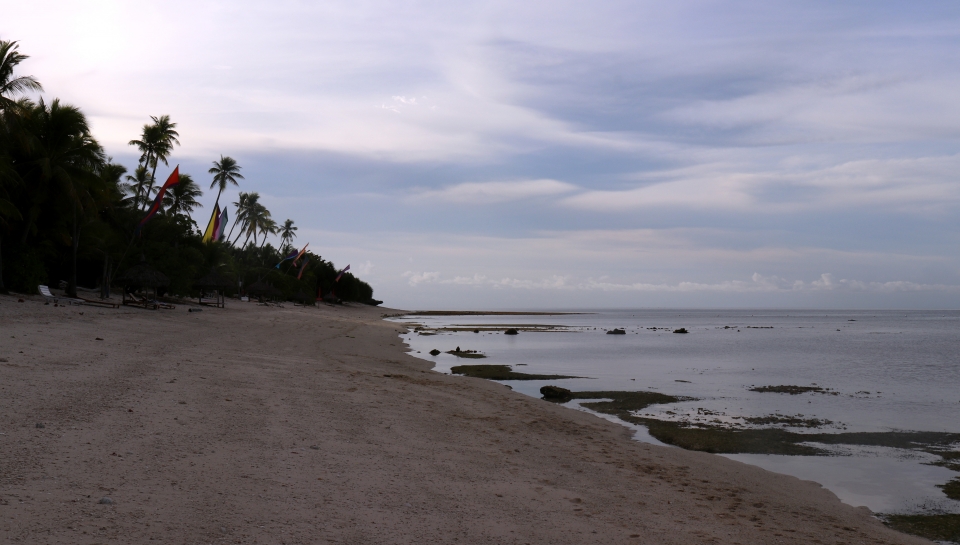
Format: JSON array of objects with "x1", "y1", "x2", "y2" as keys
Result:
[{"x1": 392, "y1": 309, "x2": 960, "y2": 515}]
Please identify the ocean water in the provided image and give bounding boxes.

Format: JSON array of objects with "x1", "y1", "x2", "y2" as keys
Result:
[{"x1": 391, "y1": 309, "x2": 960, "y2": 515}]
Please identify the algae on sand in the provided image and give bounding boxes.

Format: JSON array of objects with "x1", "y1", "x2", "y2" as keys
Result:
[
  {"x1": 938, "y1": 478, "x2": 960, "y2": 501},
  {"x1": 572, "y1": 389, "x2": 960, "y2": 456},
  {"x1": 451, "y1": 364, "x2": 583, "y2": 380},
  {"x1": 883, "y1": 514, "x2": 960, "y2": 543}
]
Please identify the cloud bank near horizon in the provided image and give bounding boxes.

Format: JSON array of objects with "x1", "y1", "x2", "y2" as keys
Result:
[{"x1": 5, "y1": 1, "x2": 960, "y2": 308}]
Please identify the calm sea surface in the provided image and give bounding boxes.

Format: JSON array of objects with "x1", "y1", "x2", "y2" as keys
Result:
[{"x1": 391, "y1": 309, "x2": 960, "y2": 515}]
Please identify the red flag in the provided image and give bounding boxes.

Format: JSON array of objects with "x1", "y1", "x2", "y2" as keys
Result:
[
  {"x1": 296, "y1": 257, "x2": 309, "y2": 280},
  {"x1": 136, "y1": 166, "x2": 180, "y2": 233}
]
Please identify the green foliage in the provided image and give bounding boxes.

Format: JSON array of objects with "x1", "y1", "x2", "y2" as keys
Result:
[
  {"x1": 0, "y1": 37, "x2": 379, "y2": 304},
  {"x1": 3, "y1": 239, "x2": 46, "y2": 293}
]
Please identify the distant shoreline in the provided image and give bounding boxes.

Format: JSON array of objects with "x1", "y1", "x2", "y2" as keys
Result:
[{"x1": 405, "y1": 310, "x2": 591, "y2": 316}]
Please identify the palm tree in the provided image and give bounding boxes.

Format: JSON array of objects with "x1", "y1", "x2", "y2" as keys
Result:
[
  {"x1": 18, "y1": 98, "x2": 106, "y2": 296},
  {"x1": 232, "y1": 192, "x2": 260, "y2": 246},
  {"x1": 0, "y1": 39, "x2": 41, "y2": 291},
  {"x1": 257, "y1": 216, "x2": 278, "y2": 252},
  {"x1": 225, "y1": 191, "x2": 249, "y2": 243},
  {"x1": 0, "y1": 40, "x2": 42, "y2": 114},
  {"x1": 162, "y1": 172, "x2": 203, "y2": 217},
  {"x1": 121, "y1": 165, "x2": 154, "y2": 209},
  {"x1": 242, "y1": 202, "x2": 270, "y2": 248},
  {"x1": 208, "y1": 155, "x2": 243, "y2": 208},
  {"x1": 278, "y1": 219, "x2": 297, "y2": 251},
  {"x1": 128, "y1": 115, "x2": 179, "y2": 210}
]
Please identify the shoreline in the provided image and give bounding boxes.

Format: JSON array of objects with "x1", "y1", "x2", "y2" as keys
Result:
[{"x1": 0, "y1": 294, "x2": 930, "y2": 544}]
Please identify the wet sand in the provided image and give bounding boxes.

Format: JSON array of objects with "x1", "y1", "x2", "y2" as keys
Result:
[{"x1": 0, "y1": 294, "x2": 929, "y2": 544}]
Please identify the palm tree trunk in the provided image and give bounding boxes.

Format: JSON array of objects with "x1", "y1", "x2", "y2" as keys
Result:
[
  {"x1": 232, "y1": 219, "x2": 248, "y2": 246},
  {"x1": 226, "y1": 216, "x2": 241, "y2": 244},
  {"x1": 100, "y1": 253, "x2": 110, "y2": 299},
  {"x1": 141, "y1": 156, "x2": 157, "y2": 212},
  {"x1": 0, "y1": 234, "x2": 6, "y2": 293},
  {"x1": 68, "y1": 202, "x2": 79, "y2": 297}
]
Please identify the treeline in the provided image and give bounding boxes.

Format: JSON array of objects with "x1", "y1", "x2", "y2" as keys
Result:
[{"x1": 0, "y1": 39, "x2": 377, "y2": 304}]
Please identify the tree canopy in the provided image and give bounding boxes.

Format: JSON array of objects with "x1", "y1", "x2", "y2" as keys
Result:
[{"x1": 0, "y1": 37, "x2": 378, "y2": 305}]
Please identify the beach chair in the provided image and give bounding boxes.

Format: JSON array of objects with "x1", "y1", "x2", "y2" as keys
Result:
[
  {"x1": 123, "y1": 291, "x2": 158, "y2": 310},
  {"x1": 38, "y1": 285, "x2": 83, "y2": 306},
  {"x1": 74, "y1": 296, "x2": 120, "y2": 309}
]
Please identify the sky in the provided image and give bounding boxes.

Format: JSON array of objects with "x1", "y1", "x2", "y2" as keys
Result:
[{"x1": 4, "y1": 0, "x2": 960, "y2": 309}]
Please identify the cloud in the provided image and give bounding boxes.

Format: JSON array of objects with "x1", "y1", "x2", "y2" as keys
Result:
[
  {"x1": 354, "y1": 260, "x2": 374, "y2": 276},
  {"x1": 578, "y1": 273, "x2": 960, "y2": 293},
  {"x1": 402, "y1": 270, "x2": 440, "y2": 286},
  {"x1": 425, "y1": 271, "x2": 960, "y2": 293},
  {"x1": 561, "y1": 154, "x2": 960, "y2": 213},
  {"x1": 408, "y1": 179, "x2": 579, "y2": 204}
]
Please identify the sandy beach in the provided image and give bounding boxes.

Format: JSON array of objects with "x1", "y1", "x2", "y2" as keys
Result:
[{"x1": 0, "y1": 294, "x2": 929, "y2": 544}]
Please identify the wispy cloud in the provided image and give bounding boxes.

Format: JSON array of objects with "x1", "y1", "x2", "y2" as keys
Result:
[
  {"x1": 405, "y1": 271, "x2": 960, "y2": 294},
  {"x1": 562, "y1": 154, "x2": 960, "y2": 213},
  {"x1": 408, "y1": 179, "x2": 579, "y2": 204}
]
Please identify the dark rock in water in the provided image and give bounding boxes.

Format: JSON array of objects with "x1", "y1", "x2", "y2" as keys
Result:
[
  {"x1": 606, "y1": 329, "x2": 626, "y2": 335},
  {"x1": 452, "y1": 364, "x2": 583, "y2": 381},
  {"x1": 504, "y1": 328, "x2": 519, "y2": 335},
  {"x1": 540, "y1": 385, "x2": 573, "y2": 402},
  {"x1": 98, "y1": 497, "x2": 113, "y2": 505},
  {"x1": 446, "y1": 349, "x2": 486, "y2": 359},
  {"x1": 673, "y1": 328, "x2": 688, "y2": 334},
  {"x1": 429, "y1": 349, "x2": 441, "y2": 356},
  {"x1": 473, "y1": 330, "x2": 480, "y2": 333},
  {"x1": 750, "y1": 385, "x2": 825, "y2": 395}
]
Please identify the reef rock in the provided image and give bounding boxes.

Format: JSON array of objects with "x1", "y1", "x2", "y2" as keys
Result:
[{"x1": 540, "y1": 385, "x2": 573, "y2": 402}]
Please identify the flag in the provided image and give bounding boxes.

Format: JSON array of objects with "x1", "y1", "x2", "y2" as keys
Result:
[
  {"x1": 335, "y1": 264, "x2": 350, "y2": 282},
  {"x1": 275, "y1": 243, "x2": 308, "y2": 268},
  {"x1": 296, "y1": 257, "x2": 309, "y2": 280},
  {"x1": 292, "y1": 243, "x2": 309, "y2": 265},
  {"x1": 214, "y1": 208, "x2": 228, "y2": 241},
  {"x1": 202, "y1": 203, "x2": 221, "y2": 243},
  {"x1": 136, "y1": 166, "x2": 179, "y2": 234},
  {"x1": 275, "y1": 249, "x2": 299, "y2": 268}
]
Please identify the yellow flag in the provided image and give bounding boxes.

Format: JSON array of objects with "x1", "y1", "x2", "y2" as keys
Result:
[{"x1": 202, "y1": 203, "x2": 220, "y2": 243}]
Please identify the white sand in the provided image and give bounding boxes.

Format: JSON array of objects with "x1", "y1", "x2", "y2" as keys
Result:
[{"x1": 0, "y1": 294, "x2": 930, "y2": 544}]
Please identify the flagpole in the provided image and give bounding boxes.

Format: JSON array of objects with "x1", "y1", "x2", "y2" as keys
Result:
[{"x1": 112, "y1": 166, "x2": 180, "y2": 281}]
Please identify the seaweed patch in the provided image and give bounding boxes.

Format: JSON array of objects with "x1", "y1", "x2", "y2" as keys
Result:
[
  {"x1": 451, "y1": 365, "x2": 584, "y2": 381},
  {"x1": 882, "y1": 513, "x2": 960, "y2": 543},
  {"x1": 749, "y1": 385, "x2": 831, "y2": 395},
  {"x1": 937, "y1": 477, "x2": 960, "y2": 501}
]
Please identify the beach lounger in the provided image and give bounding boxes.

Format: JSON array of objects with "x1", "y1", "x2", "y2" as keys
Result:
[
  {"x1": 74, "y1": 295, "x2": 120, "y2": 308},
  {"x1": 38, "y1": 285, "x2": 83, "y2": 306},
  {"x1": 123, "y1": 292, "x2": 158, "y2": 310}
]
